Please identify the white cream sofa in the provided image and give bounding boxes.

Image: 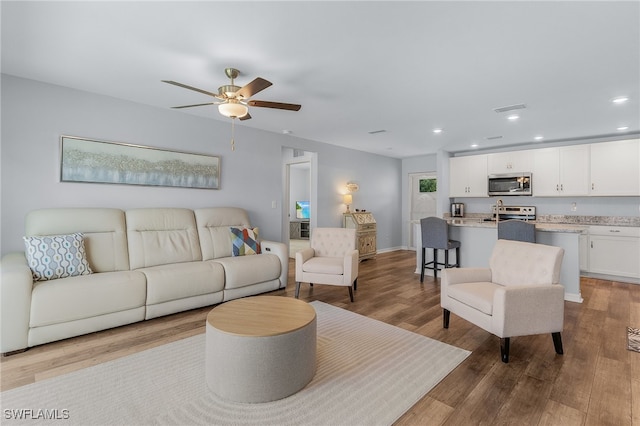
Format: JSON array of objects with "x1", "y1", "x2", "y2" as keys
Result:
[{"x1": 0, "y1": 207, "x2": 288, "y2": 355}]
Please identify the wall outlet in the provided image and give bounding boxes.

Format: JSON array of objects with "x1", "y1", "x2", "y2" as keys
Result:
[
  {"x1": 271, "y1": 201, "x2": 277, "y2": 209},
  {"x1": 571, "y1": 202, "x2": 577, "y2": 212}
]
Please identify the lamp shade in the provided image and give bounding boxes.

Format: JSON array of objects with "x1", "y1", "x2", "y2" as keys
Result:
[
  {"x1": 343, "y1": 194, "x2": 353, "y2": 205},
  {"x1": 218, "y1": 102, "x2": 248, "y2": 118}
]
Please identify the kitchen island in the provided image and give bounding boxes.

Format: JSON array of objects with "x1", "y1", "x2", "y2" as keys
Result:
[{"x1": 413, "y1": 218, "x2": 587, "y2": 303}]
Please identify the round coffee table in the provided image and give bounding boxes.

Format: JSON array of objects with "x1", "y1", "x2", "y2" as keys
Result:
[{"x1": 205, "y1": 295, "x2": 317, "y2": 403}]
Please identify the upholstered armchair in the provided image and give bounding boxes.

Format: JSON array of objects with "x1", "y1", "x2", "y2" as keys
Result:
[
  {"x1": 295, "y1": 228, "x2": 359, "y2": 302},
  {"x1": 441, "y1": 239, "x2": 565, "y2": 363}
]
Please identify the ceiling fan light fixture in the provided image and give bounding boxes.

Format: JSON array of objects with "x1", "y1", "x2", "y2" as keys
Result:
[{"x1": 218, "y1": 102, "x2": 248, "y2": 119}]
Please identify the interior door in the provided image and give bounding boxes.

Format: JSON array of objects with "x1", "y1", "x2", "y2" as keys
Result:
[{"x1": 409, "y1": 172, "x2": 437, "y2": 248}]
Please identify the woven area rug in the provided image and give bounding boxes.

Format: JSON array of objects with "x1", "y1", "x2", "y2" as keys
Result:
[
  {"x1": 1, "y1": 301, "x2": 470, "y2": 425},
  {"x1": 628, "y1": 326, "x2": 640, "y2": 353}
]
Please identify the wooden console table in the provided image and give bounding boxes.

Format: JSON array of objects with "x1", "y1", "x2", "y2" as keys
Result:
[{"x1": 343, "y1": 211, "x2": 377, "y2": 261}]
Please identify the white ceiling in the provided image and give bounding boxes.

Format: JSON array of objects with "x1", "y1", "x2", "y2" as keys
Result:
[{"x1": 2, "y1": 1, "x2": 639, "y2": 158}]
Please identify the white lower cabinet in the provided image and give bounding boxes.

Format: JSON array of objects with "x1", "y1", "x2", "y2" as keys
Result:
[{"x1": 588, "y1": 226, "x2": 640, "y2": 279}]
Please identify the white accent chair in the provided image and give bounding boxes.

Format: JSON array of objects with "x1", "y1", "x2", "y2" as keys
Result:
[
  {"x1": 441, "y1": 239, "x2": 565, "y2": 363},
  {"x1": 295, "y1": 228, "x2": 359, "y2": 302}
]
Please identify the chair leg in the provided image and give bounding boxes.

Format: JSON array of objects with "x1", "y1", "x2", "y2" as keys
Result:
[
  {"x1": 443, "y1": 309, "x2": 450, "y2": 328},
  {"x1": 433, "y1": 249, "x2": 438, "y2": 279},
  {"x1": 552, "y1": 332, "x2": 564, "y2": 355},
  {"x1": 445, "y1": 249, "x2": 449, "y2": 269},
  {"x1": 295, "y1": 282, "x2": 301, "y2": 298},
  {"x1": 420, "y1": 248, "x2": 425, "y2": 283},
  {"x1": 348, "y1": 286, "x2": 354, "y2": 302},
  {"x1": 455, "y1": 246, "x2": 460, "y2": 268},
  {"x1": 500, "y1": 337, "x2": 510, "y2": 363},
  {"x1": 353, "y1": 278, "x2": 358, "y2": 291}
]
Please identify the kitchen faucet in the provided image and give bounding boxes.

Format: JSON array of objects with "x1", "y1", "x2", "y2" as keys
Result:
[{"x1": 495, "y1": 199, "x2": 503, "y2": 223}]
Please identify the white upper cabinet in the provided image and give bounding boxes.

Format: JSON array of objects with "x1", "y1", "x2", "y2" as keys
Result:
[
  {"x1": 590, "y1": 139, "x2": 640, "y2": 196},
  {"x1": 533, "y1": 145, "x2": 590, "y2": 196},
  {"x1": 487, "y1": 150, "x2": 533, "y2": 174},
  {"x1": 449, "y1": 155, "x2": 488, "y2": 198}
]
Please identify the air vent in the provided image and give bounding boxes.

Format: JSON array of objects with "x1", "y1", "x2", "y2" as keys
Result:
[
  {"x1": 293, "y1": 149, "x2": 305, "y2": 157},
  {"x1": 485, "y1": 135, "x2": 503, "y2": 140},
  {"x1": 493, "y1": 104, "x2": 526, "y2": 113},
  {"x1": 368, "y1": 129, "x2": 387, "y2": 134}
]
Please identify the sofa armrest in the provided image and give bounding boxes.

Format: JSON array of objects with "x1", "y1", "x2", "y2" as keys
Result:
[
  {"x1": 261, "y1": 240, "x2": 289, "y2": 289},
  {"x1": 1, "y1": 252, "x2": 33, "y2": 353},
  {"x1": 492, "y1": 284, "x2": 565, "y2": 337},
  {"x1": 343, "y1": 249, "x2": 359, "y2": 285}
]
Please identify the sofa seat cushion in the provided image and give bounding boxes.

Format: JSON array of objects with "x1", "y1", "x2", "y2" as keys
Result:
[
  {"x1": 447, "y1": 282, "x2": 501, "y2": 315},
  {"x1": 302, "y1": 257, "x2": 343, "y2": 275},
  {"x1": 30, "y1": 271, "x2": 146, "y2": 327},
  {"x1": 141, "y1": 261, "x2": 225, "y2": 305},
  {"x1": 215, "y1": 254, "x2": 281, "y2": 290}
]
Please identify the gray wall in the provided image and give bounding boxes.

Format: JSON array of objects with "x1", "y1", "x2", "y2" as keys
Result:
[{"x1": 1, "y1": 75, "x2": 402, "y2": 255}]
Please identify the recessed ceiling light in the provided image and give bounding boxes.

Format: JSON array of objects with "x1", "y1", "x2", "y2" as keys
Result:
[
  {"x1": 507, "y1": 114, "x2": 519, "y2": 121},
  {"x1": 617, "y1": 126, "x2": 629, "y2": 131},
  {"x1": 470, "y1": 143, "x2": 479, "y2": 148},
  {"x1": 534, "y1": 135, "x2": 544, "y2": 141},
  {"x1": 282, "y1": 129, "x2": 293, "y2": 134},
  {"x1": 433, "y1": 128, "x2": 443, "y2": 134},
  {"x1": 612, "y1": 96, "x2": 629, "y2": 104}
]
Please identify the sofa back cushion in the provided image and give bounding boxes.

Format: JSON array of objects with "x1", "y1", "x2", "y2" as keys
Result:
[
  {"x1": 126, "y1": 208, "x2": 202, "y2": 269},
  {"x1": 194, "y1": 208, "x2": 252, "y2": 260},
  {"x1": 25, "y1": 208, "x2": 129, "y2": 273},
  {"x1": 490, "y1": 239, "x2": 564, "y2": 287}
]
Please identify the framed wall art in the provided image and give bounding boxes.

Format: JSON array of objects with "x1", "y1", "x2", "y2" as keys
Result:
[{"x1": 60, "y1": 136, "x2": 220, "y2": 189}]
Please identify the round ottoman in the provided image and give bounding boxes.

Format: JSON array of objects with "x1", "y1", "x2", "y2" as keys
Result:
[{"x1": 205, "y1": 296, "x2": 317, "y2": 403}]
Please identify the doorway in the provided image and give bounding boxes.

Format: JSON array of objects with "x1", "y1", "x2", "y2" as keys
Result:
[
  {"x1": 283, "y1": 149, "x2": 317, "y2": 258},
  {"x1": 408, "y1": 172, "x2": 438, "y2": 248}
]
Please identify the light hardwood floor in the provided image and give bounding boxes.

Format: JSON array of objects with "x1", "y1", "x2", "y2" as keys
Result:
[{"x1": 1, "y1": 250, "x2": 638, "y2": 425}]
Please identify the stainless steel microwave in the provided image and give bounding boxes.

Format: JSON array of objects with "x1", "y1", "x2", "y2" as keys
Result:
[{"x1": 488, "y1": 173, "x2": 532, "y2": 196}]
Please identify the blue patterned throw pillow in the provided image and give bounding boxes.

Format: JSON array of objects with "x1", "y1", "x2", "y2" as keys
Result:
[
  {"x1": 23, "y1": 233, "x2": 93, "y2": 281},
  {"x1": 229, "y1": 227, "x2": 261, "y2": 256}
]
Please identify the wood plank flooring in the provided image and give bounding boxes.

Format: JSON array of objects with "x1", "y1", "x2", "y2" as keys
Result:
[{"x1": 1, "y1": 250, "x2": 638, "y2": 425}]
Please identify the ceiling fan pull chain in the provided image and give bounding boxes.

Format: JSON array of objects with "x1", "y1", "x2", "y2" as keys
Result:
[{"x1": 231, "y1": 119, "x2": 236, "y2": 151}]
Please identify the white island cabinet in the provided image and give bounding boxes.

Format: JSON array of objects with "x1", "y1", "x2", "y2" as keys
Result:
[{"x1": 413, "y1": 220, "x2": 585, "y2": 303}]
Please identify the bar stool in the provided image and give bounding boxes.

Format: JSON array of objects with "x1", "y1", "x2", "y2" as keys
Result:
[
  {"x1": 420, "y1": 217, "x2": 460, "y2": 282},
  {"x1": 497, "y1": 219, "x2": 536, "y2": 243}
]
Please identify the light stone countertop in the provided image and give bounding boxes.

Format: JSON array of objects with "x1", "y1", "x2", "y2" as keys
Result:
[
  {"x1": 412, "y1": 213, "x2": 640, "y2": 233},
  {"x1": 444, "y1": 218, "x2": 588, "y2": 233}
]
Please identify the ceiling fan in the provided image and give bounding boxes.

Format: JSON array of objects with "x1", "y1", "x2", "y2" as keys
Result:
[{"x1": 162, "y1": 68, "x2": 301, "y2": 121}]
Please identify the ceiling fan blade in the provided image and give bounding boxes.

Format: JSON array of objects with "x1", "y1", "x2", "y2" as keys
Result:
[
  {"x1": 162, "y1": 80, "x2": 219, "y2": 98},
  {"x1": 235, "y1": 78, "x2": 272, "y2": 99},
  {"x1": 239, "y1": 112, "x2": 252, "y2": 121},
  {"x1": 171, "y1": 102, "x2": 216, "y2": 109},
  {"x1": 248, "y1": 100, "x2": 302, "y2": 111}
]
